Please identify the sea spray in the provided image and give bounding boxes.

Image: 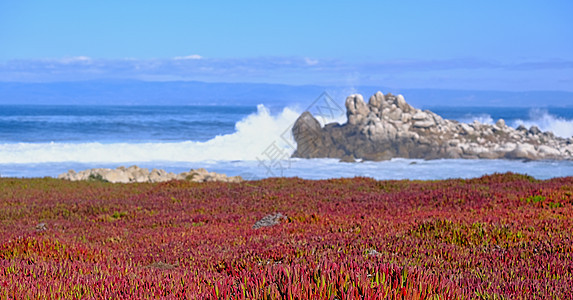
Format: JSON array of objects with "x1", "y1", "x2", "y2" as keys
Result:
[
  {"x1": 439, "y1": 109, "x2": 573, "y2": 138},
  {"x1": 511, "y1": 108, "x2": 573, "y2": 138},
  {"x1": 0, "y1": 105, "x2": 302, "y2": 163}
]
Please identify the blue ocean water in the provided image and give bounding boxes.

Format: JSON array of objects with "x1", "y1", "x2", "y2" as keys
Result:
[
  {"x1": 1, "y1": 104, "x2": 572, "y2": 179},
  {"x1": 0, "y1": 105, "x2": 255, "y2": 142}
]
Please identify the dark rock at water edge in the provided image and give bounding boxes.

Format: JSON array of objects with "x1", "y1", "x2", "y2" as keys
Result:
[{"x1": 292, "y1": 91, "x2": 573, "y2": 161}]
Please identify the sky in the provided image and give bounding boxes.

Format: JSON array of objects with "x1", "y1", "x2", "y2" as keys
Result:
[{"x1": 0, "y1": 0, "x2": 572, "y2": 91}]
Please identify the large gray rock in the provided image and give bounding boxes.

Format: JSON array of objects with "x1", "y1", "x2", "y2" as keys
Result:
[
  {"x1": 368, "y1": 91, "x2": 385, "y2": 108},
  {"x1": 345, "y1": 94, "x2": 370, "y2": 125},
  {"x1": 291, "y1": 111, "x2": 326, "y2": 158},
  {"x1": 537, "y1": 145, "x2": 561, "y2": 158},
  {"x1": 506, "y1": 143, "x2": 537, "y2": 160},
  {"x1": 252, "y1": 213, "x2": 287, "y2": 229},
  {"x1": 395, "y1": 95, "x2": 411, "y2": 113},
  {"x1": 102, "y1": 169, "x2": 131, "y2": 183},
  {"x1": 291, "y1": 91, "x2": 572, "y2": 161}
]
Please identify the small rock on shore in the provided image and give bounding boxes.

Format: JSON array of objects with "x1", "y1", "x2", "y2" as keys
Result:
[{"x1": 58, "y1": 166, "x2": 243, "y2": 183}]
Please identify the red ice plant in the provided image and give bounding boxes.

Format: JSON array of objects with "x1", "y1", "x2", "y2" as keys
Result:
[{"x1": 0, "y1": 172, "x2": 572, "y2": 298}]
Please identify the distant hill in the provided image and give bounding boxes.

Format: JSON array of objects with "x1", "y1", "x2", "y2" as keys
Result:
[
  {"x1": 0, "y1": 80, "x2": 325, "y2": 106},
  {"x1": 0, "y1": 80, "x2": 572, "y2": 107}
]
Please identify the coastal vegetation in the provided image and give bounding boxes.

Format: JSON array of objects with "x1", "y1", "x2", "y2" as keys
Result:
[{"x1": 1, "y1": 173, "x2": 572, "y2": 298}]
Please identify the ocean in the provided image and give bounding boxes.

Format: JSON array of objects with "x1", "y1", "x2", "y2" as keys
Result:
[{"x1": 1, "y1": 104, "x2": 573, "y2": 180}]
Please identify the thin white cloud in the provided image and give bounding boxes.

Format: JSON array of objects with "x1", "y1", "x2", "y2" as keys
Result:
[
  {"x1": 173, "y1": 54, "x2": 203, "y2": 60},
  {"x1": 60, "y1": 56, "x2": 92, "y2": 64},
  {"x1": 304, "y1": 57, "x2": 319, "y2": 66},
  {"x1": 0, "y1": 56, "x2": 571, "y2": 91}
]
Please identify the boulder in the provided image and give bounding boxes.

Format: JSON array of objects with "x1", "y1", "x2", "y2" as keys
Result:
[
  {"x1": 505, "y1": 143, "x2": 538, "y2": 160},
  {"x1": 345, "y1": 94, "x2": 369, "y2": 125},
  {"x1": 529, "y1": 126, "x2": 542, "y2": 135},
  {"x1": 291, "y1": 112, "x2": 326, "y2": 158},
  {"x1": 36, "y1": 223, "x2": 48, "y2": 232},
  {"x1": 252, "y1": 213, "x2": 287, "y2": 229},
  {"x1": 339, "y1": 154, "x2": 357, "y2": 163},
  {"x1": 413, "y1": 120, "x2": 435, "y2": 129},
  {"x1": 460, "y1": 123, "x2": 474, "y2": 135},
  {"x1": 538, "y1": 145, "x2": 560, "y2": 158},
  {"x1": 103, "y1": 169, "x2": 131, "y2": 183},
  {"x1": 395, "y1": 95, "x2": 410, "y2": 112},
  {"x1": 368, "y1": 91, "x2": 385, "y2": 108},
  {"x1": 516, "y1": 125, "x2": 528, "y2": 132},
  {"x1": 412, "y1": 111, "x2": 428, "y2": 121}
]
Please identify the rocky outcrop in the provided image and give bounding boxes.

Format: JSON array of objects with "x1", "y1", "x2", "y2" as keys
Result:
[
  {"x1": 58, "y1": 166, "x2": 243, "y2": 183},
  {"x1": 292, "y1": 91, "x2": 573, "y2": 161}
]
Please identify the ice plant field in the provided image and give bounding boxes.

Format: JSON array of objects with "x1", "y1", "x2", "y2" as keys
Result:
[{"x1": 1, "y1": 173, "x2": 572, "y2": 299}]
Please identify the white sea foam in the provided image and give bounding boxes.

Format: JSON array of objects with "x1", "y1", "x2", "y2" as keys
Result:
[
  {"x1": 0, "y1": 105, "x2": 302, "y2": 164},
  {"x1": 457, "y1": 109, "x2": 573, "y2": 138},
  {"x1": 511, "y1": 109, "x2": 573, "y2": 138}
]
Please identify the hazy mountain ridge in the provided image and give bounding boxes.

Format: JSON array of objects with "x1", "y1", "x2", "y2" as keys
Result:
[{"x1": 1, "y1": 80, "x2": 572, "y2": 107}]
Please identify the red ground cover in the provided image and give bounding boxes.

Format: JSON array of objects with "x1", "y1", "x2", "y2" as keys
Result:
[{"x1": 1, "y1": 173, "x2": 572, "y2": 299}]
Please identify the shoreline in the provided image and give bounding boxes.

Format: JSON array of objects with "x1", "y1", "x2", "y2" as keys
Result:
[
  {"x1": 1, "y1": 169, "x2": 572, "y2": 183},
  {"x1": 2, "y1": 157, "x2": 573, "y2": 181}
]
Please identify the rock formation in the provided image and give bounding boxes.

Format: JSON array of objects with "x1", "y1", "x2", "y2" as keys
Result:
[
  {"x1": 58, "y1": 166, "x2": 243, "y2": 183},
  {"x1": 292, "y1": 92, "x2": 573, "y2": 161}
]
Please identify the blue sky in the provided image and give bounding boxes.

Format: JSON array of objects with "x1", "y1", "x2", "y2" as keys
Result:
[{"x1": 0, "y1": 1, "x2": 572, "y2": 91}]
